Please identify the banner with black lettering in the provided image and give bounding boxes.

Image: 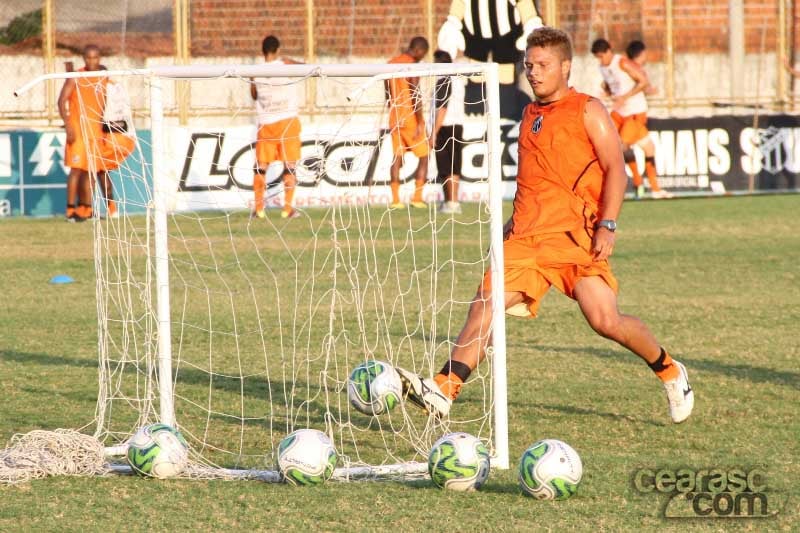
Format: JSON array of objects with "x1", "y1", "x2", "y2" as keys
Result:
[
  {"x1": 0, "y1": 114, "x2": 797, "y2": 217},
  {"x1": 647, "y1": 114, "x2": 800, "y2": 194}
]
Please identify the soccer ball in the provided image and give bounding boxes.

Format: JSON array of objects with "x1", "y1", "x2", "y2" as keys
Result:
[
  {"x1": 347, "y1": 360, "x2": 402, "y2": 415},
  {"x1": 518, "y1": 439, "x2": 583, "y2": 500},
  {"x1": 127, "y1": 423, "x2": 189, "y2": 479},
  {"x1": 277, "y1": 429, "x2": 338, "y2": 486},
  {"x1": 428, "y1": 432, "x2": 491, "y2": 491}
]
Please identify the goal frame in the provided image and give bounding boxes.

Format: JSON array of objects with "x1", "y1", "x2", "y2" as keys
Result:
[{"x1": 15, "y1": 61, "x2": 510, "y2": 477}]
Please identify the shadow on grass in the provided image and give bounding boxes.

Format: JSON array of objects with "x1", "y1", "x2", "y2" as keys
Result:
[
  {"x1": 536, "y1": 403, "x2": 666, "y2": 428},
  {"x1": 0, "y1": 349, "x2": 96, "y2": 368},
  {"x1": 532, "y1": 344, "x2": 800, "y2": 390}
]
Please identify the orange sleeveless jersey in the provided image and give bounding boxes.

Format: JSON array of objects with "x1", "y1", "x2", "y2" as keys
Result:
[
  {"x1": 510, "y1": 88, "x2": 604, "y2": 239},
  {"x1": 65, "y1": 68, "x2": 108, "y2": 170},
  {"x1": 67, "y1": 68, "x2": 106, "y2": 132},
  {"x1": 387, "y1": 53, "x2": 417, "y2": 125}
]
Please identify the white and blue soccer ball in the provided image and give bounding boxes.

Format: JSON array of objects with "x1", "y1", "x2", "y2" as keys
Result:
[
  {"x1": 428, "y1": 432, "x2": 491, "y2": 491},
  {"x1": 347, "y1": 360, "x2": 402, "y2": 415},
  {"x1": 277, "y1": 429, "x2": 338, "y2": 486},
  {"x1": 518, "y1": 439, "x2": 582, "y2": 500},
  {"x1": 127, "y1": 423, "x2": 189, "y2": 479}
]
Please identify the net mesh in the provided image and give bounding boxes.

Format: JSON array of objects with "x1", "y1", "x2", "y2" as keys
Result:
[{"x1": 8, "y1": 64, "x2": 503, "y2": 480}]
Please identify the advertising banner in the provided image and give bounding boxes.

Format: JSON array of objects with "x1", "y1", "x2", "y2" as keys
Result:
[{"x1": 1, "y1": 114, "x2": 797, "y2": 217}]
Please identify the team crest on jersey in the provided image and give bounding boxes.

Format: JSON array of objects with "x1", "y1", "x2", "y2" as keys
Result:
[{"x1": 532, "y1": 115, "x2": 543, "y2": 134}]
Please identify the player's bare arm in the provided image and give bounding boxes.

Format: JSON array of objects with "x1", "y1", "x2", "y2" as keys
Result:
[
  {"x1": 584, "y1": 97, "x2": 627, "y2": 261},
  {"x1": 58, "y1": 78, "x2": 77, "y2": 144},
  {"x1": 249, "y1": 78, "x2": 257, "y2": 100},
  {"x1": 617, "y1": 57, "x2": 648, "y2": 102}
]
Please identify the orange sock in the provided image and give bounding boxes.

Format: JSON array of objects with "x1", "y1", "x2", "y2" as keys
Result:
[
  {"x1": 283, "y1": 183, "x2": 295, "y2": 212},
  {"x1": 66, "y1": 205, "x2": 76, "y2": 218},
  {"x1": 648, "y1": 348, "x2": 680, "y2": 382},
  {"x1": 253, "y1": 173, "x2": 265, "y2": 212},
  {"x1": 628, "y1": 163, "x2": 643, "y2": 187},
  {"x1": 390, "y1": 181, "x2": 400, "y2": 204},
  {"x1": 434, "y1": 373, "x2": 463, "y2": 401},
  {"x1": 645, "y1": 158, "x2": 661, "y2": 191}
]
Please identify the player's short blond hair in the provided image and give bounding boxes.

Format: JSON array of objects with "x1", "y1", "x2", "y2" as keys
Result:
[{"x1": 526, "y1": 27, "x2": 573, "y2": 61}]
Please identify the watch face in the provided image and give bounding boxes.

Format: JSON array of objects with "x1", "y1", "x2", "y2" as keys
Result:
[{"x1": 598, "y1": 220, "x2": 616, "y2": 231}]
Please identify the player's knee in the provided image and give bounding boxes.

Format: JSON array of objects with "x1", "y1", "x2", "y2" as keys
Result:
[{"x1": 587, "y1": 312, "x2": 622, "y2": 339}]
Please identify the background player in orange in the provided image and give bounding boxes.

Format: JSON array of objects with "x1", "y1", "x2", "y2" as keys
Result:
[
  {"x1": 249, "y1": 35, "x2": 303, "y2": 219},
  {"x1": 386, "y1": 37, "x2": 430, "y2": 209},
  {"x1": 396, "y1": 27, "x2": 694, "y2": 425},
  {"x1": 58, "y1": 45, "x2": 106, "y2": 221},
  {"x1": 591, "y1": 38, "x2": 670, "y2": 199}
]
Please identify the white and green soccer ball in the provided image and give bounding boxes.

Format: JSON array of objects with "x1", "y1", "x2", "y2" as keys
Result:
[
  {"x1": 518, "y1": 439, "x2": 582, "y2": 500},
  {"x1": 428, "y1": 432, "x2": 491, "y2": 491},
  {"x1": 127, "y1": 423, "x2": 189, "y2": 479},
  {"x1": 277, "y1": 429, "x2": 338, "y2": 486},
  {"x1": 347, "y1": 360, "x2": 402, "y2": 415}
]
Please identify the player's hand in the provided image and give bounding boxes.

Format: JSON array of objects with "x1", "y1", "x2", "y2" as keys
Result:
[
  {"x1": 65, "y1": 124, "x2": 76, "y2": 144},
  {"x1": 515, "y1": 16, "x2": 543, "y2": 51},
  {"x1": 591, "y1": 228, "x2": 616, "y2": 261},
  {"x1": 437, "y1": 15, "x2": 465, "y2": 59},
  {"x1": 611, "y1": 94, "x2": 627, "y2": 111}
]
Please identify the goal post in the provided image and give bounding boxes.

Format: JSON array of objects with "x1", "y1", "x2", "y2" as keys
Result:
[{"x1": 12, "y1": 60, "x2": 509, "y2": 480}]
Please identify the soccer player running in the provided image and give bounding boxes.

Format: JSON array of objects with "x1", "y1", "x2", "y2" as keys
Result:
[
  {"x1": 591, "y1": 38, "x2": 671, "y2": 199},
  {"x1": 386, "y1": 37, "x2": 430, "y2": 209},
  {"x1": 396, "y1": 27, "x2": 694, "y2": 424},
  {"x1": 250, "y1": 35, "x2": 303, "y2": 219},
  {"x1": 59, "y1": 45, "x2": 126, "y2": 221},
  {"x1": 430, "y1": 49, "x2": 466, "y2": 214}
]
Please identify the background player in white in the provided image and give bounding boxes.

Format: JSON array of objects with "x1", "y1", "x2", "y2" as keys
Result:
[
  {"x1": 249, "y1": 35, "x2": 303, "y2": 219},
  {"x1": 591, "y1": 38, "x2": 670, "y2": 199},
  {"x1": 430, "y1": 49, "x2": 467, "y2": 215}
]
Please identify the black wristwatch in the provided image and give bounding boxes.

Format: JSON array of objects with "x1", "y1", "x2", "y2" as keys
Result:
[{"x1": 595, "y1": 219, "x2": 617, "y2": 232}]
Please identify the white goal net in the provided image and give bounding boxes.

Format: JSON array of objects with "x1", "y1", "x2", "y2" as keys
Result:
[{"x1": 11, "y1": 61, "x2": 508, "y2": 481}]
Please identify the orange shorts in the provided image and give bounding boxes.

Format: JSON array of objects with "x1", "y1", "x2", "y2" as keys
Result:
[
  {"x1": 611, "y1": 111, "x2": 649, "y2": 146},
  {"x1": 255, "y1": 117, "x2": 301, "y2": 166},
  {"x1": 65, "y1": 124, "x2": 103, "y2": 171},
  {"x1": 96, "y1": 132, "x2": 136, "y2": 172},
  {"x1": 390, "y1": 118, "x2": 429, "y2": 158},
  {"x1": 481, "y1": 231, "x2": 618, "y2": 317}
]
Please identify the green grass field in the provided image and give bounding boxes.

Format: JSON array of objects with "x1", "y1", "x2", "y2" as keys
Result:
[{"x1": 1, "y1": 195, "x2": 798, "y2": 531}]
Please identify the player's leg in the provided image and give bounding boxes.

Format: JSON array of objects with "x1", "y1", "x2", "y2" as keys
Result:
[
  {"x1": 635, "y1": 135, "x2": 670, "y2": 199},
  {"x1": 437, "y1": 124, "x2": 462, "y2": 214},
  {"x1": 279, "y1": 117, "x2": 301, "y2": 218},
  {"x1": 408, "y1": 122, "x2": 429, "y2": 208},
  {"x1": 410, "y1": 153, "x2": 428, "y2": 208},
  {"x1": 388, "y1": 123, "x2": 405, "y2": 208},
  {"x1": 396, "y1": 290, "x2": 527, "y2": 417},
  {"x1": 631, "y1": 115, "x2": 671, "y2": 198},
  {"x1": 619, "y1": 118, "x2": 645, "y2": 198},
  {"x1": 280, "y1": 164, "x2": 299, "y2": 219},
  {"x1": 573, "y1": 276, "x2": 693, "y2": 422},
  {"x1": 77, "y1": 170, "x2": 94, "y2": 219},
  {"x1": 65, "y1": 167, "x2": 83, "y2": 221},
  {"x1": 96, "y1": 170, "x2": 115, "y2": 217},
  {"x1": 253, "y1": 124, "x2": 274, "y2": 218}
]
